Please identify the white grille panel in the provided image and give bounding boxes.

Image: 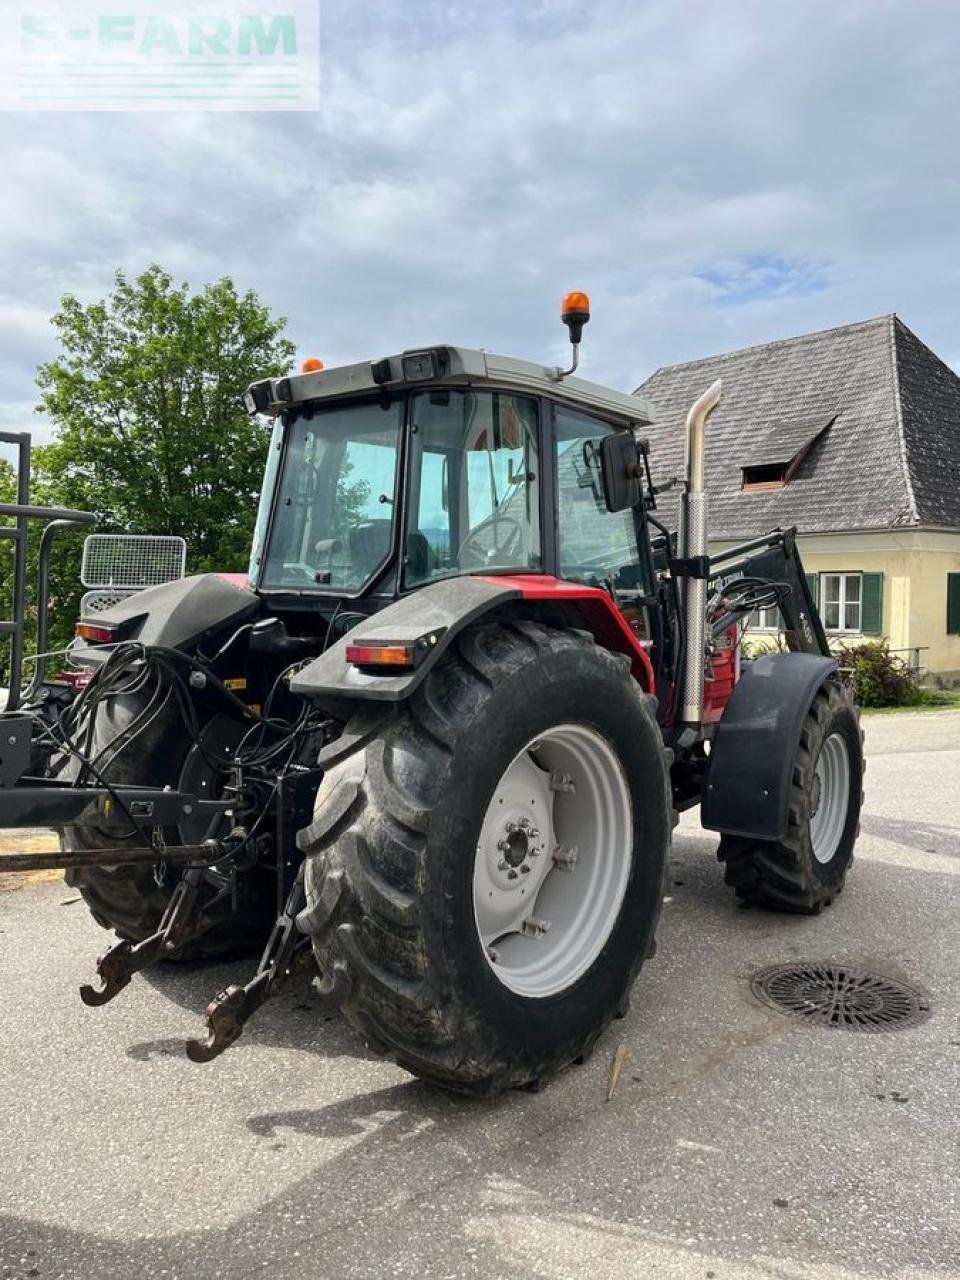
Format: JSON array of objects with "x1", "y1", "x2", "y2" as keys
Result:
[{"x1": 80, "y1": 589, "x2": 137, "y2": 615}]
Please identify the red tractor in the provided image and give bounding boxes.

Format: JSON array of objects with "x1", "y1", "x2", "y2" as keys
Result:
[{"x1": 0, "y1": 295, "x2": 863, "y2": 1094}]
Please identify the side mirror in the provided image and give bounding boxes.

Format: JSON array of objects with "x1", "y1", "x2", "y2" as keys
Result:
[{"x1": 598, "y1": 432, "x2": 641, "y2": 512}]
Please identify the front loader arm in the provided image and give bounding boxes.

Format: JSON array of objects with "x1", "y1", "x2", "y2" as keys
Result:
[{"x1": 709, "y1": 526, "x2": 829, "y2": 656}]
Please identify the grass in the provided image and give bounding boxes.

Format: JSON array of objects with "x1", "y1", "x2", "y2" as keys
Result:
[{"x1": 860, "y1": 688, "x2": 960, "y2": 715}]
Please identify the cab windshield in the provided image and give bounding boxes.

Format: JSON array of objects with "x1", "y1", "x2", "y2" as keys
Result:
[{"x1": 259, "y1": 399, "x2": 402, "y2": 592}]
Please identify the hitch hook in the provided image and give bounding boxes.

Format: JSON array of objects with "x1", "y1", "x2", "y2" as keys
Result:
[
  {"x1": 186, "y1": 867, "x2": 330, "y2": 1063},
  {"x1": 78, "y1": 865, "x2": 223, "y2": 1008}
]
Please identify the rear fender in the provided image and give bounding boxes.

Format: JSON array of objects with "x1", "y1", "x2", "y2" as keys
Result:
[
  {"x1": 289, "y1": 574, "x2": 655, "y2": 712},
  {"x1": 74, "y1": 573, "x2": 261, "y2": 665},
  {"x1": 701, "y1": 651, "x2": 838, "y2": 841}
]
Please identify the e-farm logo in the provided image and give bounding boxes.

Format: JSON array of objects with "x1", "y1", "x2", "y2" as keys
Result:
[{"x1": 1, "y1": 3, "x2": 319, "y2": 111}]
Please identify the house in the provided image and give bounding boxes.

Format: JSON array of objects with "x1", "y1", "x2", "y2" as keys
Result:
[{"x1": 636, "y1": 315, "x2": 960, "y2": 679}]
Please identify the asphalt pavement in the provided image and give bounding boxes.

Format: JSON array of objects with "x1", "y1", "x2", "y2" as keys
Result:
[{"x1": 1, "y1": 711, "x2": 958, "y2": 1280}]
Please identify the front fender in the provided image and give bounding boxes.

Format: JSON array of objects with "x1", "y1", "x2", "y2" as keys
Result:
[{"x1": 701, "y1": 651, "x2": 838, "y2": 841}]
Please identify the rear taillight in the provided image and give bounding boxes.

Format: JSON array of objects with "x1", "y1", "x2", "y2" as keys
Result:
[
  {"x1": 345, "y1": 642, "x2": 416, "y2": 670},
  {"x1": 345, "y1": 630, "x2": 445, "y2": 672},
  {"x1": 75, "y1": 621, "x2": 119, "y2": 644},
  {"x1": 55, "y1": 669, "x2": 95, "y2": 689}
]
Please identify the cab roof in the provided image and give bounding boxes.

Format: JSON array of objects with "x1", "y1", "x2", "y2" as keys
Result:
[{"x1": 247, "y1": 345, "x2": 655, "y2": 430}]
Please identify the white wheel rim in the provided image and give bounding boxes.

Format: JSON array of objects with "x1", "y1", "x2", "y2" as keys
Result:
[
  {"x1": 472, "y1": 723, "x2": 632, "y2": 998},
  {"x1": 810, "y1": 732, "x2": 851, "y2": 865}
]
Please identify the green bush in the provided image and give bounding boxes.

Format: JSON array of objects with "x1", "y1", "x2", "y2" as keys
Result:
[{"x1": 832, "y1": 639, "x2": 923, "y2": 708}]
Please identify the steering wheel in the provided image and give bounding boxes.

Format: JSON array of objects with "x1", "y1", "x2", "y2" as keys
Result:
[{"x1": 458, "y1": 515, "x2": 524, "y2": 567}]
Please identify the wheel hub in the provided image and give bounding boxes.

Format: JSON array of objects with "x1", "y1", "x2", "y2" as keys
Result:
[
  {"x1": 473, "y1": 723, "x2": 632, "y2": 998},
  {"x1": 498, "y1": 818, "x2": 540, "y2": 871},
  {"x1": 477, "y1": 764, "x2": 552, "y2": 906}
]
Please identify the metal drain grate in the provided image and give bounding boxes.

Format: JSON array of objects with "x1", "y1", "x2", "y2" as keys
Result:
[{"x1": 751, "y1": 963, "x2": 931, "y2": 1032}]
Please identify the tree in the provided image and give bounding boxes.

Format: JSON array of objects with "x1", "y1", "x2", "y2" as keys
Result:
[
  {"x1": 30, "y1": 264, "x2": 295, "y2": 652},
  {"x1": 0, "y1": 460, "x2": 16, "y2": 686}
]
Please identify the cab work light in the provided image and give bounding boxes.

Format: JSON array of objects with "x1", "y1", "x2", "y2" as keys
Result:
[
  {"x1": 401, "y1": 350, "x2": 440, "y2": 381},
  {"x1": 244, "y1": 379, "x2": 273, "y2": 416},
  {"x1": 75, "y1": 621, "x2": 119, "y2": 644}
]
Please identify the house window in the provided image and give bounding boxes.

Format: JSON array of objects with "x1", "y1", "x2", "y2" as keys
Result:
[
  {"x1": 741, "y1": 462, "x2": 787, "y2": 490},
  {"x1": 948, "y1": 573, "x2": 960, "y2": 635},
  {"x1": 749, "y1": 603, "x2": 781, "y2": 631},
  {"x1": 821, "y1": 572, "x2": 862, "y2": 632}
]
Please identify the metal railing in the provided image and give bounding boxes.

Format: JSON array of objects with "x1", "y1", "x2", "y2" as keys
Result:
[
  {"x1": 888, "y1": 646, "x2": 928, "y2": 675},
  {"x1": 1, "y1": 430, "x2": 95, "y2": 711}
]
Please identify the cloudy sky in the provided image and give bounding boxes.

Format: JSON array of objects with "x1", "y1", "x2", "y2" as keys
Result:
[{"x1": 2, "y1": 0, "x2": 959, "y2": 445}]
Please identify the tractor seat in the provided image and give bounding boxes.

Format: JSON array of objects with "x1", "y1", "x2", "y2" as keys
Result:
[
  {"x1": 405, "y1": 531, "x2": 436, "y2": 581},
  {"x1": 348, "y1": 520, "x2": 392, "y2": 574}
]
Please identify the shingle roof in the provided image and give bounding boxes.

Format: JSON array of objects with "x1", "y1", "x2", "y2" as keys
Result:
[
  {"x1": 634, "y1": 315, "x2": 960, "y2": 538},
  {"x1": 893, "y1": 318, "x2": 960, "y2": 527}
]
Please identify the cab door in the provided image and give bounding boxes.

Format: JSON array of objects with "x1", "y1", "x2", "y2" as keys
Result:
[{"x1": 551, "y1": 405, "x2": 664, "y2": 686}]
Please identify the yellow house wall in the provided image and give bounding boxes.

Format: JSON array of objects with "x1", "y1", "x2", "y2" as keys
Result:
[{"x1": 710, "y1": 529, "x2": 960, "y2": 678}]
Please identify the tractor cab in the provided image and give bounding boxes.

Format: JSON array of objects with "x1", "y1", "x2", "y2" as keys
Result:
[{"x1": 243, "y1": 322, "x2": 664, "y2": 692}]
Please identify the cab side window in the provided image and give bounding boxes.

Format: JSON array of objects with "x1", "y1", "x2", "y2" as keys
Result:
[{"x1": 554, "y1": 407, "x2": 648, "y2": 593}]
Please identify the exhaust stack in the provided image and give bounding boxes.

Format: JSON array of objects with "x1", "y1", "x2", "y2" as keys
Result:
[{"x1": 679, "y1": 378, "x2": 723, "y2": 725}]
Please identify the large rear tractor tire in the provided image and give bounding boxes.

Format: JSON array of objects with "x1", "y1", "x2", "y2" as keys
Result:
[
  {"x1": 718, "y1": 679, "x2": 863, "y2": 913},
  {"x1": 61, "y1": 694, "x2": 274, "y2": 960},
  {"x1": 298, "y1": 620, "x2": 671, "y2": 1095}
]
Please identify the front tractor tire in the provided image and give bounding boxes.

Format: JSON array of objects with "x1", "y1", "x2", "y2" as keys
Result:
[
  {"x1": 299, "y1": 620, "x2": 671, "y2": 1096},
  {"x1": 718, "y1": 679, "x2": 863, "y2": 913}
]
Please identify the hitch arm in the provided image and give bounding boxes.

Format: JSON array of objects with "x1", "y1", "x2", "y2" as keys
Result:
[
  {"x1": 79, "y1": 863, "x2": 231, "y2": 1006},
  {"x1": 186, "y1": 867, "x2": 336, "y2": 1063}
]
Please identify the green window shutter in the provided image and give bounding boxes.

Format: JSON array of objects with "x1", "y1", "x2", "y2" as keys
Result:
[
  {"x1": 947, "y1": 573, "x2": 960, "y2": 635},
  {"x1": 861, "y1": 572, "x2": 883, "y2": 635},
  {"x1": 805, "y1": 573, "x2": 819, "y2": 607}
]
